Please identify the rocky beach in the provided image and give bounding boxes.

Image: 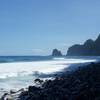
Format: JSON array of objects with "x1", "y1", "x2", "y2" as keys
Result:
[
  {"x1": 19, "y1": 62, "x2": 100, "y2": 100},
  {"x1": 0, "y1": 0, "x2": 100, "y2": 99},
  {"x1": 1, "y1": 61, "x2": 100, "y2": 100}
]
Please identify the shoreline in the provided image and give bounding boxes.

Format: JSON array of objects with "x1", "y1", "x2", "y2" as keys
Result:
[
  {"x1": 18, "y1": 62, "x2": 100, "y2": 100},
  {"x1": 1, "y1": 61, "x2": 100, "y2": 100},
  {"x1": 0, "y1": 58, "x2": 95, "y2": 91}
]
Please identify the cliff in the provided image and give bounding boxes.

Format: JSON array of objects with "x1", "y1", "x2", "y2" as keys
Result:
[{"x1": 67, "y1": 34, "x2": 100, "y2": 56}]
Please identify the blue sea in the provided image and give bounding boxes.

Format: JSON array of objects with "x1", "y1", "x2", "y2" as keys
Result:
[{"x1": 0, "y1": 56, "x2": 98, "y2": 95}]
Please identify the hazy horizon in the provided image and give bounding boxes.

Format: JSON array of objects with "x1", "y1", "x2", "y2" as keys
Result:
[{"x1": 0, "y1": 0, "x2": 100, "y2": 55}]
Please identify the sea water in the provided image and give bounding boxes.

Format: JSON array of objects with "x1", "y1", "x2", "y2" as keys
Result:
[{"x1": 0, "y1": 56, "x2": 98, "y2": 94}]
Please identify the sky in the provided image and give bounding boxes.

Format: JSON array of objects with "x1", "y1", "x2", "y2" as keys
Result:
[{"x1": 0, "y1": 0, "x2": 100, "y2": 55}]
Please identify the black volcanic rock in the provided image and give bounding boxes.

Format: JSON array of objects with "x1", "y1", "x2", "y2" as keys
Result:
[
  {"x1": 67, "y1": 44, "x2": 84, "y2": 56},
  {"x1": 67, "y1": 34, "x2": 100, "y2": 56},
  {"x1": 19, "y1": 62, "x2": 100, "y2": 100},
  {"x1": 84, "y1": 39, "x2": 94, "y2": 47},
  {"x1": 52, "y1": 49, "x2": 62, "y2": 56},
  {"x1": 95, "y1": 34, "x2": 100, "y2": 44}
]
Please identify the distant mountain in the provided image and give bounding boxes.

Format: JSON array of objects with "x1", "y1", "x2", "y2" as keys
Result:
[
  {"x1": 52, "y1": 49, "x2": 62, "y2": 56},
  {"x1": 67, "y1": 34, "x2": 100, "y2": 56}
]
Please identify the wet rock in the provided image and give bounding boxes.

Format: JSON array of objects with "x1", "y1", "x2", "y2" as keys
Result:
[
  {"x1": 28, "y1": 86, "x2": 41, "y2": 93},
  {"x1": 10, "y1": 89, "x2": 17, "y2": 94}
]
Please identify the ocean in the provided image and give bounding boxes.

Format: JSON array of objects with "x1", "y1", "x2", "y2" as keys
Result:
[{"x1": 0, "y1": 56, "x2": 98, "y2": 95}]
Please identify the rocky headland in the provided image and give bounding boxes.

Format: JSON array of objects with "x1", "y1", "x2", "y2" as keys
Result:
[{"x1": 67, "y1": 34, "x2": 100, "y2": 56}]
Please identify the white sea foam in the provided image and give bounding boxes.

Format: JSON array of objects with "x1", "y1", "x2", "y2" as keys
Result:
[
  {"x1": 0, "y1": 58, "x2": 97, "y2": 91},
  {"x1": 0, "y1": 58, "x2": 97, "y2": 79},
  {"x1": 53, "y1": 57, "x2": 66, "y2": 60}
]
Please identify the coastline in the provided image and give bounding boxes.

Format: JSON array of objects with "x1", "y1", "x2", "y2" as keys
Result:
[
  {"x1": 0, "y1": 61, "x2": 100, "y2": 100},
  {"x1": 18, "y1": 62, "x2": 100, "y2": 100}
]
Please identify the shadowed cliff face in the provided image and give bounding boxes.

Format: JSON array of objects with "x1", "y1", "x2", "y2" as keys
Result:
[{"x1": 67, "y1": 35, "x2": 100, "y2": 56}]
